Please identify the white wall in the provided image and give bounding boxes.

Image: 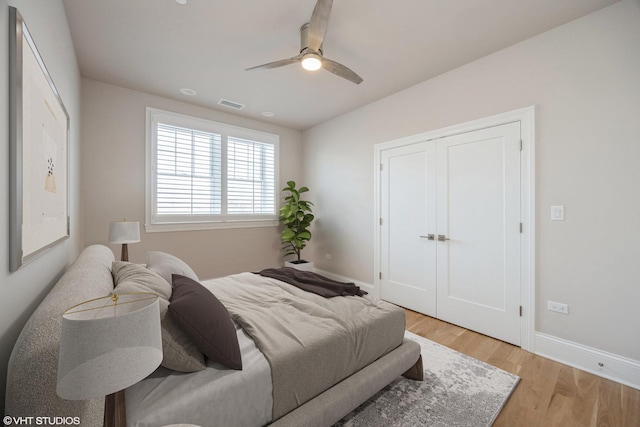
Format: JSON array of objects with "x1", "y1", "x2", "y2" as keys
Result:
[
  {"x1": 0, "y1": 0, "x2": 82, "y2": 414},
  {"x1": 81, "y1": 79, "x2": 304, "y2": 279},
  {"x1": 304, "y1": 0, "x2": 640, "y2": 366}
]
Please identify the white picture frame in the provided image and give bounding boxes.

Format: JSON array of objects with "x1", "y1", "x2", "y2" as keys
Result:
[{"x1": 9, "y1": 7, "x2": 70, "y2": 271}]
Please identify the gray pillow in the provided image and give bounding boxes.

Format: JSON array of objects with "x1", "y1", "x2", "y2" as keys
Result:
[
  {"x1": 112, "y1": 261, "x2": 171, "y2": 300},
  {"x1": 157, "y1": 298, "x2": 207, "y2": 372},
  {"x1": 146, "y1": 251, "x2": 199, "y2": 285},
  {"x1": 112, "y1": 262, "x2": 206, "y2": 372}
]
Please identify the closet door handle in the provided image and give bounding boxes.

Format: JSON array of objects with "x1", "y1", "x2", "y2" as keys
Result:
[
  {"x1": 420, "y1": 234, "x2": 435, "y2": 240},
  {"x1": 437, "y1": 234, "x2": 450, "y2": 241}
]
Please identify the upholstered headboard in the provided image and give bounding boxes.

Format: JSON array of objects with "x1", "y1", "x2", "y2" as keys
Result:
[{"x1": 5, "y1": 245, "x2": 116, "y2": 425}]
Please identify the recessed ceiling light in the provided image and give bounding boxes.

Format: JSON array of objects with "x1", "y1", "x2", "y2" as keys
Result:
[
  {"x1": 180, "y1": 88, "x2": 196, "y2": 96},
  {"x1": 176, "y1": 0, "x2": 187, "y2": 5},
  {"x1": 262, "y1": 112, "x2": 275, "y2": 117}
]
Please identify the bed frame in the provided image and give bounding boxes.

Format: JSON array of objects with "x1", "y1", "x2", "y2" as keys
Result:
[{"x1": 5, "y1": 245, "x2": 422, "y2": 426}]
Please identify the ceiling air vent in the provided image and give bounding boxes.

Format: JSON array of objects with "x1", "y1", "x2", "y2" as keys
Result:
[{"x1": 217, "y1": 98, "x2": 245, "y2": 110}]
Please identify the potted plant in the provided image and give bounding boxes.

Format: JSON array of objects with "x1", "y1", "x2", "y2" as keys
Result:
[{"x1": 279, "y1": 181, "x2": 314, "y2": 271}]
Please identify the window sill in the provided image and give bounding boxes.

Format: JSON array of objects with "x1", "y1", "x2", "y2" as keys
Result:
[{"x1": 145, "y1": 219, "x2": 278, "y2": 233}]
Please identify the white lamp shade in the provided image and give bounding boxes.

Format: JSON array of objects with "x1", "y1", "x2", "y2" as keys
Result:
[
  {"x1": 109, "y1": 221, "x2": 140, "y2": 244},
  {"x1": 57, "y1": 293, "x2": 162, "y2": 400}
]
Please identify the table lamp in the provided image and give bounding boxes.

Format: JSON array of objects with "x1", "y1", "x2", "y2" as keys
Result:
[
  {"x1": 57, "y1": 293, "x2": 162, "y2": 427},
  {"x1": 109, "y1": 220, "x2": 140, "y2": 262}
]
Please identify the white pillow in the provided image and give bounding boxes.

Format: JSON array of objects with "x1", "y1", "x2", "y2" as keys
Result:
[{"x1": 146, "y1": 251, "x2": 199, "y2": 285}]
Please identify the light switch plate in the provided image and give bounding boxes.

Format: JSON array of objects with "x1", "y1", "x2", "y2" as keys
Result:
[{"x1": 551, "y1": 205, "x2": 565, "y2": 221}]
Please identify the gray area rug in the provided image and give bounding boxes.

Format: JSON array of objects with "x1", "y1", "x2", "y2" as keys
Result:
[{"x1": 335, "y1": 331, "x2": 520, "y2": 427}]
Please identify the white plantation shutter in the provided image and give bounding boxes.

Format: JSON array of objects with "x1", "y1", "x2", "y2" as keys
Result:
[
  {"x1": 147, "y1": 108, "x2": 279, "y2": 231},
  {"x1": 156, "y1": 124, "x2": 222, "y2": 215},
  {"x1": 227, "y1": 137, "x2": 275, "y2": 215}
]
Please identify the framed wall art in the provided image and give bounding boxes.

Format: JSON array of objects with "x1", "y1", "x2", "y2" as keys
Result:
[{"x1": 9, "y1": 7, "x2": 70, "y2": 271}]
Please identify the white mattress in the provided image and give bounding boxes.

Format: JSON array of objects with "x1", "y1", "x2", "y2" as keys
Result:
[{"x1": 125, "y1": 324, "x2": 273, "y2": 427}]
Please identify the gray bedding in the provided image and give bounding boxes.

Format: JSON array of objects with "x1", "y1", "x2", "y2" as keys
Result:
[
  {"x1": 126, "y1": 323, "x2": 272, "y2": 427},
  {"x1": 202, "y1": 272, "x2": 406, "y2": 421}
]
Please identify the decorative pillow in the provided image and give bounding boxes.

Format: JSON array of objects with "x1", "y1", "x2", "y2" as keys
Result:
[
  {"x1": 111, "y1": 261, "x2": 172, "y2": 300},
  {"x1": 157, "y1": 298, "x2": 207, "y2": 372},
  {"x1": 112, "y1": 262, "x2": 206, "y2": 372},
  {"x1": 169, "y1": 274, "x2": 242, "y2": 370},
  {"x1": 146, "y1": 251, "x2": 199, "y2": 285}
]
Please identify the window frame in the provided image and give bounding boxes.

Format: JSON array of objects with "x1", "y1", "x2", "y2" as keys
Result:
[{"x1": 145, "y1": 107, "x2": 279, "y2": 232}]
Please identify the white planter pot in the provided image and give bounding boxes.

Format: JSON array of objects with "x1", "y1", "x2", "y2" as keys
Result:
[{"x1": 284, "y1": 260, "x2": 314, "y2": 272}]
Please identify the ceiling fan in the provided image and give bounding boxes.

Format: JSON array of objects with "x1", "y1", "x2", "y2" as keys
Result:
[{"x1": 246, "y1": 0, "x2": 363, "y2": 84}]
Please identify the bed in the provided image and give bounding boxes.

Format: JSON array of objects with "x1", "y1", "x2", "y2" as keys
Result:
[{"x1": 5, "y1": 245, "x2": 422, "y2": 427}]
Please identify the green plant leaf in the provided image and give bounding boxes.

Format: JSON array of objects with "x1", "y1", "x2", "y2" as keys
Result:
[
  {"x1": 281, "y1": 228, "x2": 295, "y2": 240},
  {"x1": 298, "y1": 231, "x2": 311, "y2": 240}
]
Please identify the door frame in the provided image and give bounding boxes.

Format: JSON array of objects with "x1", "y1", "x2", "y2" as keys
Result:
[{"x1": 373, "y1": 106, "x2": 535, "y2": 352}]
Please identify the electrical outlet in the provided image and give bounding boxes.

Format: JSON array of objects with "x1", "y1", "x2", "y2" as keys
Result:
[{"x1": 547, "y1": 301, "x2": 569, "y2": 314}]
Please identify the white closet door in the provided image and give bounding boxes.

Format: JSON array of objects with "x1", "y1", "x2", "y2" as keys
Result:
[
  {"x1": 380, "y1": 142, "x2": 437, "y2": 316},
  {"x1": 435, "y1": 122, "x2": 521, "y2": 345}
]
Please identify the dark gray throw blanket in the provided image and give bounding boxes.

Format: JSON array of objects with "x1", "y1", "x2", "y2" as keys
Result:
[{"x1": 256, "y1": 267, "x2": 367, "y2": 297}]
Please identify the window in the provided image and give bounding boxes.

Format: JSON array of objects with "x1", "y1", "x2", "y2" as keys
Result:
[{"x1": 146, "y1": 108, "x2": 278, "y2": 231}]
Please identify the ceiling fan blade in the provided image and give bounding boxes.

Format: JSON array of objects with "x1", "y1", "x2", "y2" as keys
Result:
[
  {"x1": 321, "y1": 57, "x2": 363, "y2": 84},
  {"x1": 308, "y1": 0, "x2": 333, "y2": 52},
  {"x1": 246, "y1": 55, "x2": 302, "y2": 71}
]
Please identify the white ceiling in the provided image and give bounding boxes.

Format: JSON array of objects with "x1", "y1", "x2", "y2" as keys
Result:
[{"x1": 62, "y1": 0, "x2": 618, "y2": 130}]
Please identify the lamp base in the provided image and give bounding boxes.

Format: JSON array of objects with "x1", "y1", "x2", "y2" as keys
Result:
[
  {"x1": 120, "y1": 243, "x2": 129, "y2": 262},
  {"x1": 104, "y1": 390, "x2": 126, "y2": 427}
]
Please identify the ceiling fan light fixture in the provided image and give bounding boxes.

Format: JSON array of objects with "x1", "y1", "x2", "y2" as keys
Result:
[
  {"x1": 301, "y1": 54, "x2": 322, "y2": 71},
  {"x1": 246, "y1": 0, "x2": 362, "y2": 84}
]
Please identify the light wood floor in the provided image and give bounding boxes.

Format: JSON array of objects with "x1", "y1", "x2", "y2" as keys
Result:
[{"x1": 404, "y1": 309, "x2": 640, "y2": 427}]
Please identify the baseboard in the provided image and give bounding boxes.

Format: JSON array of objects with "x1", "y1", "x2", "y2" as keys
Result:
[
  {"x1": 313, "y1": 268, "x2": 375, "y2": 295},
  {"x1": 535, "y1": 332, "x2": 640, "y2": 391}
]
